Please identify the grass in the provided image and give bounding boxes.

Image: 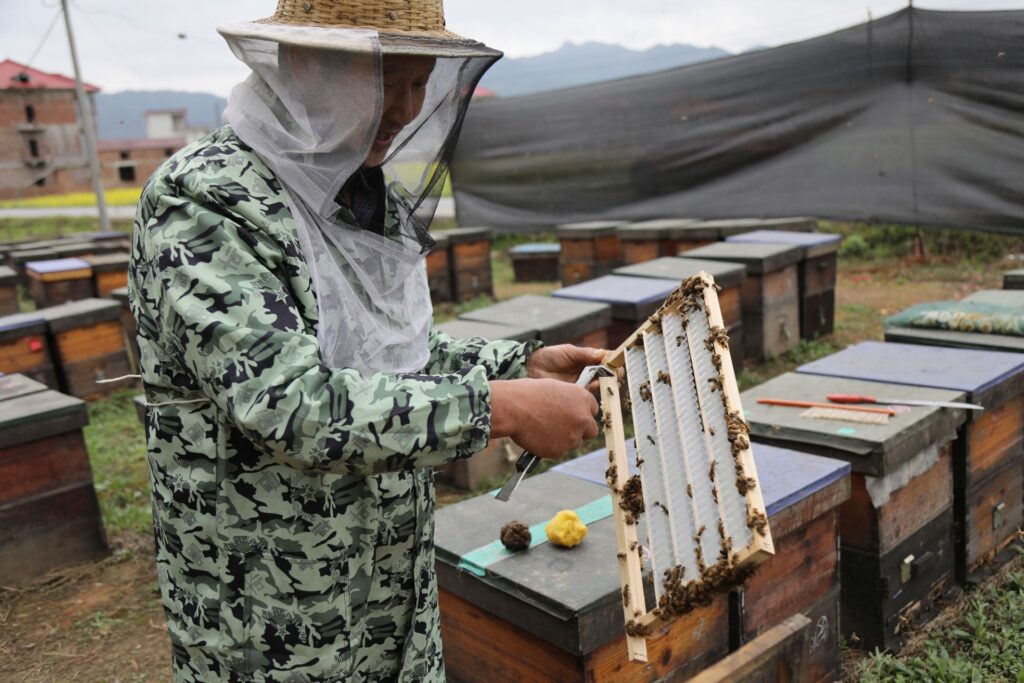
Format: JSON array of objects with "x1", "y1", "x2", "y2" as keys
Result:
[
  {"x1": 849, "y1": 550, "x2": 1024, "y2": 682},
  {"x1": 0, "y1": 188, "x2": 142, "y2": 209},
  {"x1": 0, "y1": 216, "x2": 133, "y2": 243}
]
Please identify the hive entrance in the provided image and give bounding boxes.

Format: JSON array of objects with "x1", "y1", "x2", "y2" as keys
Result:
[{"x1": 601, "y1": 273, "x2": 774, "y2": 662}]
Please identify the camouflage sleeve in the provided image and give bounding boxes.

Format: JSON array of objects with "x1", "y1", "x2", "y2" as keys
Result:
[
  {"x1": 141, "y1": 195, "x2": 491, "y2": 475},
  {"x1": 425, "y1": 328, "x2": 541, "y2": 380}
]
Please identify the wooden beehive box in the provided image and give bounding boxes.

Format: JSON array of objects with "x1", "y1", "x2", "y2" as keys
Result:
[
  {"x1": 617, "y1": 220, "x2": 706, "y2": 264},
  {"x1": 0, "y1": 265, "x2": 18, "y2": 315},
  {"x1": 799, "y1": 341, "x2": 1024, "y2": 583},
  {"x1": 683, "y1": 242, "x2": 802, "y2": 362},
  {"x1": 725, "y1": 230, "x2": 841, "y2": 340},
  {"x1": 84, "y1": 252, "x2": 130, "y2": 298},
  {"x1": 614, "y1": 258, "x2": 747, "y2": 372},
  {"x1": 448, "y1": 227, "x2": 494, "y2": 302},
  {"x1": 1004, "y1": 269, "x2": 1024, "y2": 290},
  {"x1": 436, "y1": 467, "x2": 731, "y2": 682},
  {"x1": 556, "y1": 221, "x2": 624, "y2": 285},
  {"x1": 108, "y1": 286, "x2": 140, "y2": 373},
  {"x1": 690, "y1": 614, "x2": 812, "y2": 683},
  {"x1": 425, "y1": 230, "x2": 453, "y2": 303},
  {"x1": 735, "y1": 443, "x2": 849, "y2": 682},
  {"x1": 742, "y1": 372, "x2": 969, "y2": 652},
  {"x1": 552, "y1": 274, "x2": 679, "y2": 348},
  {"x1": 10, "y1": 247, "x2": 58, "y2": 285},
  {"x1": 460, "y1": 294, "x2": 612, "y2": 348},
  {"x1": 0, "y1": 373, "x2": 107, "y2": 584},
  {"x1": 884, "y1": 290, "x2": 1024, "y2": 353},
  {"x1": 38, "y1": 298, "x2": 130, "y2": 399},
  {"x1": 0, "y1": 311, "x2": 58, "y2": 388},
  {"x1": 508, "y1": 242, "x2": 561, "y2": 282},
  {"x1": 26, "y1": 257, "x2": 94, "y2": 308}
]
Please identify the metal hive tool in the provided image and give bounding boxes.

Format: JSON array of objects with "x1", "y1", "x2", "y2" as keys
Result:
[{"x1": 600, "y1": 272, "x2": 774, "y2": 663}]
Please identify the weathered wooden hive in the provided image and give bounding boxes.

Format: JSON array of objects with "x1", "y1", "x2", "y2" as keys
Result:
[
  {"x1": 1004, "y1": 269, "x2": 1024, "y2": 290},
  {"x1": 552, "y1": 274, "x2": 680, "y2": 348},
  {"x1": 38, "y1": 298, "x2": 131, "y2": 399},
  {"x1": 447, "y1": 227, "x2": 493, "y2": 302},
  {"x1": 108, "y1": 286, "x2": 140, "y2": 374},
  {"x1": 425, "y1": 230, "x2": 452, "y2": 302},
  {"x1": 617, "y1": 220, "x2": 706, "y2": 265},
  {"x1": 0, "y1": 311, "x2": 58, "y2": 388},
  {"x1": 556, "y1": 221, "x2": 623, "y2": 285},
  {"x1": 0, "y1": 373, "x2": 107, "y2": 584},
  {"x1": 614, "y1": 257, "x2": 747, "y2": 372},
  {"x1": 0, "y1": 265, "x2": 18, "y2": 315},
  {"x1": 726, "y1": 230, "x2": 841, "y2": 340},
  {"x1": 508, "y1": 242, "x2": 561, "y2": 282},
  {"x1": 742, "y1": 372, "x2": 968, "y2": 652},
  {"x1": 798, "y1": 341, "x2": 1024, "y2": 583},
  {"x1": 25, "y1": 257, "x2": 94, "y2": 308},
  {"x1": 460, "y1": 294, "x2": 612, "y2": 348},
  {"x1": 84, "y1": 252, "x2": 130, "y2": 298}
]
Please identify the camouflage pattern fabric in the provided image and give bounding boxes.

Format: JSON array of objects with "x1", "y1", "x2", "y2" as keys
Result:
[{"x1": 128, "y1": 126, "x2": 538, "y2": 682}]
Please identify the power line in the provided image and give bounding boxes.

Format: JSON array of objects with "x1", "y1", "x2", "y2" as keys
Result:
[{"x1": 25, "y1": 8, "x2": 63, "y2": 69}]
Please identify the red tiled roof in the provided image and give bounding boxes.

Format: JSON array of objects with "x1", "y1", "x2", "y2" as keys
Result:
[
  {"x1": 0, "y1": 59, "x2": 100, "y2": 92},
  {"x1": 97, "y1": 137, "x2": 186, "y2": 152}
]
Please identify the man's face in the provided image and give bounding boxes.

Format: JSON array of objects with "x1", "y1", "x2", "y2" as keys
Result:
[{"x1": 364, "y1": 55, "x2": 436, "y2": 168}]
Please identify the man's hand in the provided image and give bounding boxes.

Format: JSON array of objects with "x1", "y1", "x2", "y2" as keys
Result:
[
  {"x1": 527, "y1": 345, "x2": 609, "y2": 385},
  {"x1": 490, "y1": 378, "x2": 599, "y2": 459}
]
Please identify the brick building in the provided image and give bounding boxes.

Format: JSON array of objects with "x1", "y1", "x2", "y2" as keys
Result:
[
  {"x1": 0, "y1": 59, "x2": 99, "y2": 200},
  {"x1": 98, "y1": 137, "x2": 182, "y2": 188}
]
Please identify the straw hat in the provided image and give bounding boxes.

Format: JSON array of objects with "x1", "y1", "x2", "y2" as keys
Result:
[{"x1": 218, "y1": 0, "x2": 500, "y2": 58}]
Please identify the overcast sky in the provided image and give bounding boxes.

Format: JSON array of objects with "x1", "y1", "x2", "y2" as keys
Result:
[{"x1": 3, "y1": 0, "x2": 1021, "y2": 96}]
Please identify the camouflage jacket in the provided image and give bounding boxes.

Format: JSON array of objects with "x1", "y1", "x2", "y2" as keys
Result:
[{"x1": 128, "y1": 126, "x2": 536, "y2": 682}]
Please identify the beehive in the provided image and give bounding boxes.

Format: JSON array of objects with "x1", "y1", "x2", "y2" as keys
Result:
[
  {"x1": 683, "y1": 242, "x2": 802, "y2": 362},
  {"x1": 0, "y1": 373, "x2": 107, "y2": 584},
  {"x1": 425, "y1": 230, "x2": 452, "y2": 302},
  {"x1": 460, "y1": 295, "x2": 611, "y2": 348},
  {"x1": 9, "y1": 246, "x2": 59, "y2": 284},
  {"x1": 884, "y1": 289, "x2": 1024, "y2": 353},
  {"x1": 617, "y1": 220, "x2": 707, "y2": 264},
  {"x1": 725, "y1": 230, "x2": 841, "y2": 340},
  {"x1": 25, "y1": 258, "x2": 94, "y2": 308},
  {"x1": 742, "y1": 372, "x2": 968, "y2": 652},
  {"x1": 691, "y1": 614, "x2": 813, "y2": 683},
  {"x1": 84, "y1": 252, "x2": 130, "y2": 298},
  {"x1": 436, "y1": 466, "x2": 731, "y2": 682},
  {"x1": 799, "y1": 341, "x2": 1024, "y2": 583},
  {"x1": 0, "y1": 311, "x2": 58, "y2": 388},
  {"x1": 552, "y1": 274, "x2": 679, "y2": 348},
  {"x1": 448, "y1": 227, "x2": 494, "y2": 302},
  {"x1": 508, "y1": 243, "x2": 561, "y2": 282},
  {"x1": 556, "y1": 221, "x2": 624, "y2": 285},
  {"x1": 1004, "y1": 269, "x2": 1024, "y2": 290},
  {"x1": 0, "y1": 265, "x2": 18, "y2": 315},
  {"x1": 614, "y1": 257, "x2": 747, "y2": 372},
  {"x1": 38, "y1": 298, "x2": 131, "y2": 399}
]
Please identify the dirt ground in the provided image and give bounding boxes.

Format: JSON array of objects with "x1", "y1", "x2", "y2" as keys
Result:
[{"x1": 0, "y1": 255, "x2": 1006, "y2": 681}]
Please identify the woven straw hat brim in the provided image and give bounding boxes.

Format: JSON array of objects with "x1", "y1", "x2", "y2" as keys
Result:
[{"x1": 217, "y1": 21, "x2": 501, "y2": 59}]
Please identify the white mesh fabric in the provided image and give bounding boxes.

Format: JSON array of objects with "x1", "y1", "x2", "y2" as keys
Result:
[{"x1": 220, "y1": 26, "x2": 497, "y2": 376}]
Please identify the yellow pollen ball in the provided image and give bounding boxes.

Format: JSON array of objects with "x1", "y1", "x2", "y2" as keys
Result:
[{"x1": 545, "y1": 509, "x2": 588, "y2": 548}]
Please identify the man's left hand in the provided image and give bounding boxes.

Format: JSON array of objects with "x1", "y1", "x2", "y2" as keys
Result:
[{"x1": 527, "y1": 345, "x2": 610, "y2": 388}]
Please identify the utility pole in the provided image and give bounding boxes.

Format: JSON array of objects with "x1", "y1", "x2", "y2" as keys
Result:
[{"x1": 61, "y1": 0, "x2": 110, "y2": 230}]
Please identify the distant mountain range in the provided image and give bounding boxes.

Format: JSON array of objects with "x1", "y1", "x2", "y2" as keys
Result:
[
  {"x1": 479, "y1": 41, "x2": 732, "y2": 97},
  {"x1": 94, "y1": 42, "x2": 731, "y2": 140}
]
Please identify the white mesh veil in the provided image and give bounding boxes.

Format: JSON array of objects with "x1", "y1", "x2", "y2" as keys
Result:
[{"x1": 219, "y1": 25, "x2": 499, "y2": 376}]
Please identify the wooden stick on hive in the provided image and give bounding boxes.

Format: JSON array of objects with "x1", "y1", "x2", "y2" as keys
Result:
[{"x1": 601, "y1": 272, "x2": 774, "y2": 662}]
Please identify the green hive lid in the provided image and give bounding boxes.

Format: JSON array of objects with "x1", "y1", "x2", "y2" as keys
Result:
[
  {"x1": 0, "y1": 373, "x2": 49, "y2": 402},
  {"x1": 445, "y1": 227, "x2": 492, "y2": 243},
  {"x1": 682, "y1": 241, "x2": 802, "y2": 274},
  {"x1": 740, "y1": 372, "x2": 968, "y2": 476},
  {"x1": 0, "y1": 388, "x2": 88, "y2": 449},
  {"x1": 459, "y1": 295, "x2": 611, "y2": 345},
  {"x1": 434, "y1": 318, "x2": 538, "y2": 344},
  {"x1": 555, "y1": 221, "x2": 625, "y2": 238},
  {"x1": 37, "y1": 297, "x2": 121, "y2": 332},
  {"x1": 884, "y1": 324, "x2": 1024, "y2": 353},
  {"x1": 964, "y1": 289, "x2": 1024, "y2": 307},
  {"x1": 84, "y1": 252, "x2": 130, "y2": 271},
  {"x1": 613, "y1": 257, "x2": 746, "y2": 290}
]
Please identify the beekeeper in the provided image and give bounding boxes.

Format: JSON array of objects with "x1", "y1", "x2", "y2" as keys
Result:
[{"x1": 127, "y1": 1, "x2": 602, "y2": 681}]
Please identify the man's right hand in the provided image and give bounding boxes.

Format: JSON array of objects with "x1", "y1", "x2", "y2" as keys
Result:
[{"x1": 489, "y1": 379, "x2": 600, "y2": 459}]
